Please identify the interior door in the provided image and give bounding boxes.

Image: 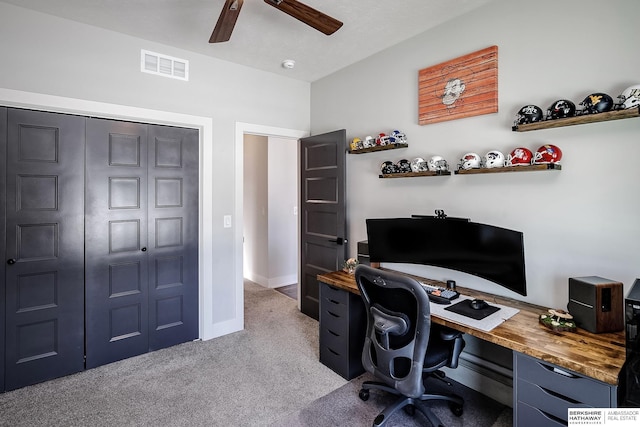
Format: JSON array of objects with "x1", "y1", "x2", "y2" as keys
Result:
[
  {"x1": 299, "y1": 129, "x2": 347, "y2": 320},
  {"x1": 147, "y1": 124, "x2": 199, "y2": 350},
  {"x1": 4, "y1": 108, "x2": 85, "y2": 390},
  {"x1": 85, "y1": 118, "x2": 150, "y2": 368},
  {"x1": 0, "y1": 107, "x2": 7, "y2": 392}
]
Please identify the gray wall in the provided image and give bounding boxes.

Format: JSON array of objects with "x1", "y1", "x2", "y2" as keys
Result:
[{"x1": 311, "y1": 0, "x2": 640, "y2": 308}]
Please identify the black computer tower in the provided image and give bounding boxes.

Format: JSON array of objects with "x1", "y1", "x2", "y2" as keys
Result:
[{"x1": 622, "y1": 278, "x2": 640, "y2": 406}]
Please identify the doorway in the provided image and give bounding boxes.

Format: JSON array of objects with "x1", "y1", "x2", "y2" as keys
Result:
[
  {"x1": 243, "y1": 134, "x2": 299, "y2": 296},
  {"x1": 234, "y1": 123, "x2": 309, "y2": 307}
]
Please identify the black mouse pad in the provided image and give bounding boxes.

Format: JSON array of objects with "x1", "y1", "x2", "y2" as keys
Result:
[{"x1": 444, "y1": 299, "x2": 501, "y2": 320}]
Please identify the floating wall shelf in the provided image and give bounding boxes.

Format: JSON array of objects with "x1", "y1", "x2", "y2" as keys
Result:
[
  {"x1": 349, "y1": 143, "x2": 408, "y2": 154},
  {"x1": 512, "y1": 106, "x2": 640, "y2": 132},
  {"x1": 454, "y1": 164, "x2": 561, "y2": 175},
  {"x1": 379, "y1": 170, "x2": 451, "y2": 179}
]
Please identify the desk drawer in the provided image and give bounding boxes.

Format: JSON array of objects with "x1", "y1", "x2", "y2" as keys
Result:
[
  {"x1": 517, "y1": 378, "x2": 590, "y2": 422},
  {"x1": 515, "y1": 353, "x2": 611, "y2": 407},
  {"x1": 517, "y1": 401, "x2": 567, "y2": 427},
  {"x1": 321, "y1": 284, "x2": 349, "y2": 313},
  {"x1": 320, "y1": 306, "x2": 348, "y2": 337}
]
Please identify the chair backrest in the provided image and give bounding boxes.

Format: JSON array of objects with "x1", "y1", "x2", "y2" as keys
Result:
[{"x1": 355, "y1": 265, "x2": 431, "y2": 398}]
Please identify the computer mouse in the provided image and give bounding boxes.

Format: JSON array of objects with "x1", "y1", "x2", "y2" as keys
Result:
[{"x1": 470, "y1": 299, "x2": 488, "y2": 310}]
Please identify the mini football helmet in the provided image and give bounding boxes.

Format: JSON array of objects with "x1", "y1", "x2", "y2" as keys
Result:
[
  {"x1": 484, "y1": 150, "x2": 505, "y2": 168},
  {"x1": 427, "y1": 155, "x2": 449, "y2": 172},
  {"x1": 515, "y1": 105, "x2": 544, "y2": 125},
  {"x1": 533, "y1": 144, "x2": 562, "y2": 164},
  {"x1": 410, "y1": 157, "x2": 428, "y2": 172},
  {"x1": 580, "y1": 93, "x2": 614, "y2": 114},
  {"x1": 505, "y1": 147, "x2": 533, "y2": 166},
  {"x1": 458, "y1": 152, "x2": 482, "y2": 170},
  {"x1": 376, "y1": 133, "x2": 396, "y2": 146},
  {"x1": 349, "y1": 137, "x2": 362, "y2": 151},
  {"x1": 380, "y1": 160, "x2": 398, "y2": 175},
  {"x1": 615, "y1": 85, "x2": 640, "y2": 110},
  {"x1": 363, "y1": 135, "x2": 375, "y2": 148},
  {"x1": 390, "y1": 130, "x2": 407, "y2": 144},
  {"x1": 546, "y1": 99, "x2": 576, "y2": 120},
  {"x1": 396, "y1": 159, "x2": 412, "y2": 173}
]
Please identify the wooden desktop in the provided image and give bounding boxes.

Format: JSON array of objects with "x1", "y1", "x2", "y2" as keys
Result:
[{"x1": 317, "y1": 269, "x2": 626, "y2": 426}]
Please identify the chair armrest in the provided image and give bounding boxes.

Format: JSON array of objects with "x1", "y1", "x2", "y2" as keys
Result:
[
  {"x1": 436, "y1": 325, "x2": 463, "y2": 341},
  {"x1": 433, "y1": 325, "x2": 466, "y2": 368}
]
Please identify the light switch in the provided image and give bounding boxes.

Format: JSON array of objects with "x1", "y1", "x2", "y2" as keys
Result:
[{"x1": 223, "y1": 215, "x2": 232, "y2": 228}]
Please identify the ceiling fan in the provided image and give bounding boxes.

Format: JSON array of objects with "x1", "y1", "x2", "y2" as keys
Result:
[{"x1": 209, "y1": 0, "x2": 343, "y2": 43}]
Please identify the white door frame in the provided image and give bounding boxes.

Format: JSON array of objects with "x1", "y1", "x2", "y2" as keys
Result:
[
  {"x1": 0, "y1": 88, "x2": 215, "y2": 340},
  {"x1": 234, "y1": 123, "x2": 309, "y2": 314}
]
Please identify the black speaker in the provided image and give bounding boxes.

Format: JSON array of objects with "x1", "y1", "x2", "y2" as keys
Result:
[{"x1": 567, "y1": 276, "x2": 624, "y2": 333}]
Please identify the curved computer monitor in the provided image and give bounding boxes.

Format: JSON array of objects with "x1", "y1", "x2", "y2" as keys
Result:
[{"x1": 366, "y1": 217, "x2": 527, "y2": 296}]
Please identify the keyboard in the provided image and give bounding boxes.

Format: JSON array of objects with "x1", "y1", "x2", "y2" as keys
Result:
[{"x1": 420, "y1": 282, "x2": 460, "y2": 305}]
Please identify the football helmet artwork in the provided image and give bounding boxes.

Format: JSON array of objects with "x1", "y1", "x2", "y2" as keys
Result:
[
  {"x1": 533, "y1": 144, "x2": 562, "y2": 164},
  {"x1": 458, "y1": 152, "x2": 482, "y2": 170},
  {"x1": 349, "y1": 137, "x2": 362, "y2": 151},
  {"x1": 615, "y1": 85, "x2": 640, "y2": 110},
  {"x1": 410, "y1": 157, "x2": 428, "y2": 172},
  {"x1": 380, "y1": 160, "x2": 398, "y2": 175},
  {"x1": 515, "y1": 105, "x2": 544, "y2": 125},
  {"x1": 505, "y1": 147, "x2": 533, "y2": 166},
  {"x1": 363, "y1": 135, "x2": 375, "y2": 148},
  {"x1": 427, "y1": 155, "x2": 450, "y2": 172},
  {"x1": 484, "y1": 150, "x2": 505, "y2": 168},
  {"x1": 396, "y1": 159, "x2": 412, "y2": 173},
  {"x1": 546, "y1": 99, "x2": 576, "y2": 120},
  {"x1": 580, "y1": 93, "x2": 614, "y2": 114},
  {"x1": 391, "y1": 130, "x2": 407, "y2": 144}
]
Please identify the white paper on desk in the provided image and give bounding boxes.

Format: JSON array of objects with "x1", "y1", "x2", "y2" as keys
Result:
[{"x1": 430, "y1": 296, "x2": 519, "y2": 332}]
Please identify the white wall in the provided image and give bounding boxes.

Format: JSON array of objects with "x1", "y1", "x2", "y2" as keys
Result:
[
  {"x1": 311, "y1": 0, "x2": 640, "y2": 308},
  {"x1": 243, "y1": 135, "x2": 269, "y2": 284},
  {"x1": 0, "y1": 2, "x2": 311, "y2": 339},
  {"x1": 267, "y1": 137, "x2": 298, "y2": 287}
]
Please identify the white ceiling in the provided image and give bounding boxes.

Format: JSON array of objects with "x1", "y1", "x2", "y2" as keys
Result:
[{"x1": 2, "y1": 0, "x2": 495, "y2": 82}]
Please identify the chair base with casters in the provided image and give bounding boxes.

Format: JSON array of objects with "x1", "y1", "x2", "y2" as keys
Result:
[
  {"x1": 354, "y1": 265, "x2": 466, "y2": 427},
  {"x1": 358, "y1": 374, "x2": 464, "y2": 427}
]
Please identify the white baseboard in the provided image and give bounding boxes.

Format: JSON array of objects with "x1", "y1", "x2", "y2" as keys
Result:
[{"x1": 244, "y1": 272, "x2": 296, "y2": 288}]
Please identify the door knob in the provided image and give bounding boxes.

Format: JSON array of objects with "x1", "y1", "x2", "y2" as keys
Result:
[
  {"x1": 141, "y1": 247, "x2": 147, "y2": 252},
  {"x1": 328, "y1": 237, "x2": 347, "y2": 245},
  {"x1": 7, "y1": 258, "x2": 16, "y2": 265}
]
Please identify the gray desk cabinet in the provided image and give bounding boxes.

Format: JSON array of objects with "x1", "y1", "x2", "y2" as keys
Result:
[
  {"x1": 319, "y1": 282, "x2": 367, "y2": 380},
  {"x1": 514, "y1": 352, "x2": 618, "y2": 426}
]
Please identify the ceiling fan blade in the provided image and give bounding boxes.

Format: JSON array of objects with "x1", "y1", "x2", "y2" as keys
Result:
[
  {"x1": 264, "y1": 0, "x2": 343, "y2": 36},
  {"x1": 210, "y1": 0, "x2": 244, "y2": 43}
]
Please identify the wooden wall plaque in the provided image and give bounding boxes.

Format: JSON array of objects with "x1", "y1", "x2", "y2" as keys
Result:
[{"x1": 419, "y1": 45, "x2": 498, "y2": 125}]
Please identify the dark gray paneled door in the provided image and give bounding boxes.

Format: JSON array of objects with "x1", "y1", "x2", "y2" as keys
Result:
[
  {"x1": 0, "y1": 107, "x2": 6, "y2": 392},
  {"x1": 85, "y1": 118, "x2": 198, "y2": 368},
  {"x1": 3, "y1": 108, "x2": 85, "y2": 390},
  {"x1": 299, "y1": 130, "x2": 347, "y2": 320},
  {"x1": 85, "y1": 119, "x2": 150, "y2": 368},
  {"x1": 147, "y1": 125, "x2": 199, "y2": 351}
]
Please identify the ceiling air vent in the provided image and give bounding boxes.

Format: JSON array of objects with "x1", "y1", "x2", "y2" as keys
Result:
[{"x1": 141, "y1": 49, "x2": 189, "y2": 81}]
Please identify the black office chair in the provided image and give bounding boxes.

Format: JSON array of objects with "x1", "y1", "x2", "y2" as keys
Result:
[{"x1": 355, "y1": 265, "x2": 465, "y2": 427}]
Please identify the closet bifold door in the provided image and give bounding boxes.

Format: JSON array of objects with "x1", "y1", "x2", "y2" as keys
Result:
[
  {"x1": 147, "y1": 125, "x2": 199, "y2": 351},
  {"x1": 85, "y1": 118, "x2": 150, "y2": 369},
  {"x1": 1, "y1": 107, "x2": 6, "y2": 392},
  {"x1": 3, "y1": 108, "x2": 85, "y2": 391}
]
